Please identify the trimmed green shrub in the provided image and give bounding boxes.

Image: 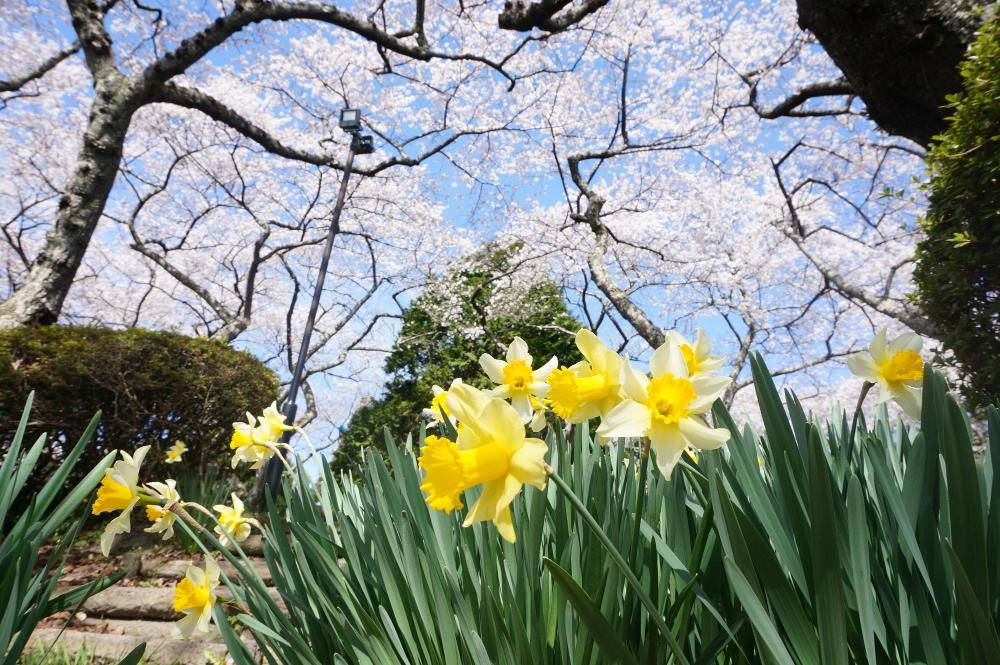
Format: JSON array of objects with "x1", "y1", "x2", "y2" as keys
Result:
[
  {"x1": 333, "y1": 243, "x2": 582, "y2": 471},
  {"x1": 0, "y1": 326, "x2": 278, "y2": 511},
  {"x1": 916, "y1": 9, "x2": 1000, "y2": 411}
]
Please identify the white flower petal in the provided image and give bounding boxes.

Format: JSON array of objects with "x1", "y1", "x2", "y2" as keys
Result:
[
  {"x1": 596, "y1": 400, "x2": 651, "y2": 440},
  {"x1": 507, "y1": 337, "x2": 531, "y2": 365},
  {"x1": 479, "y1": 354, "x2": 506, "y2": 384},
  {"x1": 678, "y1": 417, "x2": 731, "y2": 450},
  {"x1": 888, "y1": 332, "x2": 922, "y2": 354},
  {"x1": 534, "y1": 356, "x2": 558, "y2": 381},
  {"x1": 869, "y1": 328, "x2": 889, "y2": 364},
  {"x1": 621, "y1": 360, "x2": 650, "y2": 403},
  {"x1": 510, "y1": 393, "x2": 534, "y2": 423},
  {"x1": 847, "y1": 352, "x2": 878, "y2": 381}
]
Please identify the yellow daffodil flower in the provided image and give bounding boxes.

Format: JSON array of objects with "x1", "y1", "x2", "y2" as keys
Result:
[
  {"x1": 417, "y1": 383, "x2": 548, "y2": 543},
  {"x1": 230, "y1": 402, "x2": 292, "y2": 469},
  {"x1": 480, "y1": 336, "x2": 557, "y2": 423},
  {"x1": 666, "y1": 329, "x2": 724, "y2": 377},
  {"x1": 597, "y1": 340, "x2": 731, "y2": 479},
  {"x1": 164, "y1": 440, "x2": 187, "y2": 464},
  {"x1": 91, "y1": 446, "x2": 150, "y2": 556},
  {"x1": 144, "y1": 479, "x2": 180, "y2": 541},
  {"x1": 546, "y1": 329, "x2": 623, "y2": 425},
  {"x1": 527, "y1": 394, "x2": 547, "y2": 432},
  {"x1": 213, "y1": 493, "x2": 252, "y2": 547},
  {"x1": 847, "y1": 328, "x2": 924, "y2": 419},
  {"x1": 172, "y1": 557, "x2": 220, "y2": 638}
]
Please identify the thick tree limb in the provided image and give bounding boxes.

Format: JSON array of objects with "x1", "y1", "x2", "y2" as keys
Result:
[
  {"x1": 155, "y1": 84, "x2": 333, "y2": 166},
  {"x1": 750, "y1": 78, "x2": 855, "y2": 119},
  {"x1": 498, "y1": 0, "x2": 609, "y2": 32}
]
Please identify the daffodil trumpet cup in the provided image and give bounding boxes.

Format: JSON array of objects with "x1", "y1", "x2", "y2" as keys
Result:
[{"x1": 544, "y1": 464, "x2": 691, "y2": 665}]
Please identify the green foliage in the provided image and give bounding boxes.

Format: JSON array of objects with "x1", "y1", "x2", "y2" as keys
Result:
[
  {"x1": 915, "y1": 9, "x2": 1000, "y2": 411},
  {"x1": 196, "y1": 360, "x2": 999, "y2": 664},
  {"x1": 1, "y1": 394, "x2": 143, "y2": 665},
  {"x1": 0, "y1": 326, "x2": 278, "y2": 513},
  {"x1": 333, "y1": 243, "x2": 581, "y2": 471}
]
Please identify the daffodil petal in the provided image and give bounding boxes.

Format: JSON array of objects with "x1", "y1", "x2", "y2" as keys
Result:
[
  {"x1": 596, "y1": 399, "x2": 651, "y2": 440},
  {"x1": 534, "y1": 356, "x2": 558, "y2": 381},
  {"x1": 510, "y1": 438, "x2": 548, "y2": 488},
  {"x1": 888, "y1": 332, "x2": 922, "y2": 354},
  {"x1": 507, "y1": 337, "x2": 531, "y2": 364},
  {"x1": 870, "y1": 328, "x2": 889, "y2": 364},
  {"x1": 678, "y1": 417, "x2": 730, "y2": 450},
  {"x1": 621, "y1": 360, "x2": 650, "y2": 403},
  {"x1": 648, "y1": 423, "x2": 686, "y2": 480},
  {"x1": 847, "y1": 352, "x2": 878, "y2": 381},
  {"x1": 479, "y1": 354, "x2": 506, "y2": 384}
]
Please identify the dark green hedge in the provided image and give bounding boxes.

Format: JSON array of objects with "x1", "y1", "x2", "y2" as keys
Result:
[
  {"x1": 915, "y1": 10, "x2": 1000, "y2": 411},
  {"x1": 0, "y1": 326, "x2": 279, "y2": 505}
]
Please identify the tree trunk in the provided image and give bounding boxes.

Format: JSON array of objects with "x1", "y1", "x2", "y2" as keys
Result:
[
  {"x1": 797, "y1": 0, "x2": 989, "y2": 146},
  {"x1": 0, "y1": 81, "x2": 134, "y2": 328}
]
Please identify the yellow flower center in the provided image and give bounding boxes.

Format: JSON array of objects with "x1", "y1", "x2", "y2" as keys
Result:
[
  {"x1": 502, "y1": 360, "x2": 533, "y2": 393},
  {"x1": 878, "y1": 350, "x2": 923, "y2": 382},
  {"x1": 546, "y1": 367, "x2": 611, "y2": 418},
  {"x1": 92, "y1": 474, "x2": 135, "y2": 515},
  {"x1": 646, "y1": 374, "x2": 696, "y2": 426},
  {"x1": 166, "y1": 450, "x2": 181, "y2": 461},
  {"x1": 218, "y1": 509, "x2": 245, "y2": 530},
  {"x1": 230, "y1": 428, "x2": 250, "y2": 450},
  {"x1": 418, "y1": 435, "x2": 512, "y2": 512},
  {"x1": 146, "y1": 505, "x2": 166, "y2": 522},
  {"x1": 680, "y1": 344, "x2": 698, "y2": 374},
  {"x1": 173, "y1": 577, "x2": 211, "y2": 613}
]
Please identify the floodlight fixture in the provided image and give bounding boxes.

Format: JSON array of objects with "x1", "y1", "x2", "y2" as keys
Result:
[{"x1": 339, "y1": 108, "x2": 361, "y2": 132}]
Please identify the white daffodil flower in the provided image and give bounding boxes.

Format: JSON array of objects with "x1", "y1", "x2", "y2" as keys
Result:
[
  {"x1": 91, "y1": 445, "x2": 150, "y2": 556},
  {"x1": 665, "y1": 329, "x2": 724, "y2": 377},
  {"x1": 847, "y1": 328, "x2": 924, "y2": 419},
  {"x1": 213, "y1": 492, "x2": 253, "y2": 547},
  {"x1": 597, "y1": 340, "x2": 731, "y2": 479},
  {"x1": 173, "y1": 557, "x2": 220, "y2": 638},
  {"x1": 480, "y1": 336, "x2": 557, "y2": 423},
  {"x1": 144, "y1": 479, "x2": 180, "y2": 541}
]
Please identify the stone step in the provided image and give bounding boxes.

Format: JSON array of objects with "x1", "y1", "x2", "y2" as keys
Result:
[
  {"x1": 79, "y1": 585, "x2": 283, "y2": 620},
  {"x1": 150, "y1": 556, "x2": 273, "y2": 585},
  {"x1": 27, "y1": 626, "x2": 227, "y2": 665}
]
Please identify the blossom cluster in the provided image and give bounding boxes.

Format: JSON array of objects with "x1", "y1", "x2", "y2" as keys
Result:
[
  {"x1": 416, "y1": 326, "x2": 925, "y2": 543},
  {"x1": 416, "y1": 329, "x2": 734, "y2": 542},
  {"x1": 89, "y1": 401, "x2": 291, "y2": 638}
]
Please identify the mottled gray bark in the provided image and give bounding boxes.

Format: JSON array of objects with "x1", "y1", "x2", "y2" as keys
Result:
[{"x1": 797, "y1": 0, "x2": 990, "y2": 146}]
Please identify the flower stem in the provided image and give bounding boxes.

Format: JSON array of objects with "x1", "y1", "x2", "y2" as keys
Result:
[
  {"x1": 841, "y1": 380, "x2": 873, "y2": 497},
  {"x1": 547, "y1": 468, "x2": 690, "y2": 665},
  {"x1": 629, "y1": 440, "x2": 651, "y2": 562}
]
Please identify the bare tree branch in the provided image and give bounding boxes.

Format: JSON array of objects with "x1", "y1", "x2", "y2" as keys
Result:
[{"x1": 0, "y1": 41, "x2": 80, "y2": 93}]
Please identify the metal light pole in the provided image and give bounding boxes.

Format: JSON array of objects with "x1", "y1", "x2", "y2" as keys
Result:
[{"x1": 257, "y1": 108, "x2": 374, "y2": 504}]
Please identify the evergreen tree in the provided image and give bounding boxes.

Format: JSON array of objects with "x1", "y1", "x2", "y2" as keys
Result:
[{"x1": 332, "y1": 244, "x2": 581, "y2": 472}]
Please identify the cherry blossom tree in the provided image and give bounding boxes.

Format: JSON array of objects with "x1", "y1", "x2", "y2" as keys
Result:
[{"x1": 0, "y1": 0, "x2": 937, "y2": 433}]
